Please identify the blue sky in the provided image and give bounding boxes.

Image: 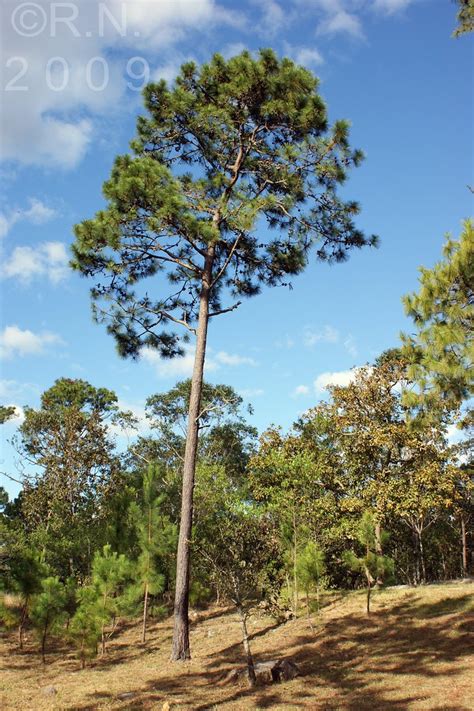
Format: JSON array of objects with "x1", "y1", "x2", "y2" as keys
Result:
[{"x1": 1, "y1": 0, "x2": 472, "y2": 497}]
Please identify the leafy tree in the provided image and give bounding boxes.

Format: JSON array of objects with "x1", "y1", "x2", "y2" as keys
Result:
[
  {"x1": 145, "y1": 379, "x2": 256, "y2": 480},
  {"x1": 91, "y1": 544, "x2": 131, "y2": 655},
  {"x1": 0, "y1": 406, "x2": 16, "y2": 424},
  {"x1": 200, "y1": 504, "x2": 282, "y2": 686},
  {"x1": 343, "y1": 513, "x2": 394, "y2": 614},
  {"x1": 401, "y1": 222, "x2": 473, "y2": 425},
  {"x1": 71, "y1": 49, "x2": 377, "y2": 659},
  {"x1": 1, "y1": 548, "x2": 45, "y2": 648},
  {"x1": 30, "y1": 576, "x2": 67, "y2": 663},
  {"x1": 15, "y1": 379, "x2": 131, "y2": 578},
  {"x1": 453, "y1": 0, "x2": 474, "y2": 36},
  {"x1": 249, "y1": 429, "x2": 319, "y2": 614},
  {"x1": 296, "y1": 541, "x2": 326, "y2": 624},
  {"x1": 128, "y1": 465, "x2": 176, "y2": 642}
]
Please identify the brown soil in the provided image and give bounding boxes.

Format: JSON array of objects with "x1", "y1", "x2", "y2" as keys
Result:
[{"x1": 1, "y1": 582, "x2": 473, "y2": 710}]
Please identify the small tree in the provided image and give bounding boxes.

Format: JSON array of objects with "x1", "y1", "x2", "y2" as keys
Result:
[
  {"x1": 128, "y1": 465, "x2": 176, "y2": 642},
  {"x1": 3, "y1": 551, "x2": 44, "y2": 649},
  {"x1": 343, "y1": 513, "x2": 393, "y2": 614},
  {"x1": 30, "y1": 576, "x2": 67, "y2": 663},
  {"x1": 72, "y1": 49, "x2": 376, "y2": 660},
  {"x1": 201, "y1": 505, "x2": 281, "y2": 686},
  {"x1": 69, "y1": 586, "x2": 102, "y2": 668},
  {"x1": 91, "y1": 545, "x2": 131, "y2": 655},
  {"x1": 296, "y1": 541, "x2": 326, "y2": 626}
]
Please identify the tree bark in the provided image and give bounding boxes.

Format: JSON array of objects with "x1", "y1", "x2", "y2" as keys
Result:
[
  {"x1": 171, "y1": 246, "x2": 214, "y2": 661},
  {"x1": 41, "y1": 625, "x2": 47, "y2": 664},
  {"x1": 375, "y1": 521, "x2": 384, "y2": 587},
  {"x1": 461, "y1": 514, "x2": 468, "y2": 577},
  {"x1": 142, "y1": 582, "x2": 149, "y2": 644},
  {"x1": 237, "y1": 604, "x2": 256, "y2": 687}
]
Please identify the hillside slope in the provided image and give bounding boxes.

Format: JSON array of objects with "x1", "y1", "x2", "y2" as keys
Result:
[{"x1": 1, "y1": 582, "x2": 473, "y2": 710}]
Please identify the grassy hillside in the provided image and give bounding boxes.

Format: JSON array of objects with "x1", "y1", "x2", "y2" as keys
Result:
[{"x1": 1, "y1": 582, "x2": 473, "y2": 710}]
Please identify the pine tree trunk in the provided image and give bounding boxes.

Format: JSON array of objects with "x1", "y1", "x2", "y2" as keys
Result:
[
  {"x1": 142, "y1": 582, "x2": 149, "y2": 643},
  {"x1": 375, "y1": 521, "x2": 384, "y2": 587},
  {"x1": 306, "y1": 590, "x2": 314, "y2": 631},
  {"x1": 237, "y1": 604, "x2": 256, "y2": 687},
  {"x1": 18, "y1": 602, "x2": 27, "y2": 650},
  {"x1": 461, "y1": 514, "x2": 468, "y2": 577},
  {"x1": 171, "y1": 247, "x2": 214, "y2": 661},
  {"x1": 41, "y1": 625, "x2": 47, "y2": 664},
  {"x1": 292, "y1": 505, "x2": 298, "y2": 615}
]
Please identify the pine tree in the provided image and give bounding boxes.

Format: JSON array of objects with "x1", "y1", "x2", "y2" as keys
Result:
[
  {"x1": 128, "y1": 465, "x2": 176, "y2": 643},
  {"x1": 297, "y1": 541, "x2": 326, "y2": 625},
  {"x1": 72, "y1": 49, "x2": 377, "y2": 660},
  {"x1": 343, "y1": 512, "x2": 394, "y2": 614},
  {"x1": 90, "y1": 545, "x2": 131, "y2": 655},
  {"x1": 30, "y1": 576, "x2": 67, "y2": 663},
  {"x1": 69, "y1": 586, "x2": 102, "y2": 668},
  {"x1": 401, "y1": 221, "x2": 473, "y2": 425}
]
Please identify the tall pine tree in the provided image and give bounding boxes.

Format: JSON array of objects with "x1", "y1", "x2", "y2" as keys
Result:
[{"x1": 72, "y1": 50, "x2": 377, "y2": 659}]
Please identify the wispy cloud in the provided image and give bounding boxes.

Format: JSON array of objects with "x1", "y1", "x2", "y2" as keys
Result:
[
  {"x1": 0, "y1": 325, "x2": 64, "y2": 360},
  {"x1": 304, "y1": 325, "x2": 339, "y2": 347},
  {"x1": 314, "y1": 368, "x2": 358, "y2": 392},
  {"x1": 372, "y1": 0, "x2": 415, "y2": 15},
  {"x1": 141, "y1": 345, "x2": 256, "y2": 378},
  {"x1": 292, "y1": 384, "x2": 310, "y2": 397},
  {"x1": 0, "y1": 198, "x2": 57, "y2": 238},
  {"x1": 2, "y1": 242, "x2": 69, "y2": 284}
]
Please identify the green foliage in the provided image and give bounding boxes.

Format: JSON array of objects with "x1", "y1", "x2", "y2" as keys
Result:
[
  {"x1": 69, "y1": 586, "x2": 102, "y2": 667},
  {"x1": 453, "y1": 0, "x2": 474, "y2": 36},
  {"x1": 91, "y1": 544, "x2": 132, "y2": 654},
  {"x1": 15, "y1": 378, "x2": 130, "y2": 578},
  {"x1": 401, "y1": 221, "x2": 474, "y2": 424},
  {"x1": 30, "y1": 576, "x2": 67, "y2": 662},
  {"x1": 128, "y1": 465, "x2": 176, "y2": 640},
  {"x1": 297, "y1": 542, "x2": 326, "y2": 594},
  {"x1": 71, "y1": 49, "x2": 376, "y2": 360},
  {"x1": 343, "y1": 513, "x2": 394, "y2": 613},
  {"x1": 0, "y1": 405, "x2": 16, "y2": 424}
]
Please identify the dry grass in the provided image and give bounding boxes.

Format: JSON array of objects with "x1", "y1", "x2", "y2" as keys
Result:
[{"x1": 1, "y1": 581, "x2": 473, "y2": 710}]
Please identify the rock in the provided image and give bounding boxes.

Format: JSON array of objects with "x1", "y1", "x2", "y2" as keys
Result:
[
  {"x1": 162, "y1": 702, "x2": 171, "y2": 711},
  {"x1": 207, "y1": 629, "x2": 214, "y2": 637},
  {"x1": 41, "y1": 686, "x2": 57, "y2": 696},
  {"x1": 117, "y1": 692, "x2": 137, "y2": 700},
  {"x1": 224, "y1": 658, "x2": 300, "y2": 686}
]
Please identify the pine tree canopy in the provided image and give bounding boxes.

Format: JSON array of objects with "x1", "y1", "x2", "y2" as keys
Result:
[
  {"x1": 401, "y1": 220, "x2": 474, "y2": 422},
  {"x1": 71, "y1": 49, "x2": 378, "y2": 360}
]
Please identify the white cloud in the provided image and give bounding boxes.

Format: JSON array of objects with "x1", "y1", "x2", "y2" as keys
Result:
[
  {"x1": 343, "y1": 334, "x2": 358, "y2": 358},
  {"x1": 2, "y1": 242, "x2": 69, "y2": 284},
  {"x1": 0, "y1": 198, "x2": 57, "y2": 238},
  {"x1": 141, "y1": 345, "x2": 256, "y2": 377},
  {"x1": 304, "y1": 325, "x2": 339, "y2": 347},
  {"x1": 258, "y1": 0, "x2": 286, "y2": 36},
  {"x1": 317, "y1": 8, "x2": 364, "y2": 38},
  {"x1": 292, "y1": 46, "x2": 324, "y2": 67},
  {"x1": 221, "y1": 42, "x2": 248, "y2": 59},
  {"x1": 314, "y1": 368, "x2": 358, "y2": 392},
  {"x1": 0, "y1": 0, "x2": 241, "y2": 169},
  {"x1": 238, "y1": 388, "x2": 264, "y2": 398},
  {"x1": 293, "y1": 384, "x2": 310, "y2": 397},
  {"x1": 0, "y1": 326, "x2": 63, "y2": 360},
  {"x1": 215, "y1": 351, "x2": 257, "y2": 367},
  {"x1": 372, "y1": 0, "x2": 414, "y2": 14}
]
